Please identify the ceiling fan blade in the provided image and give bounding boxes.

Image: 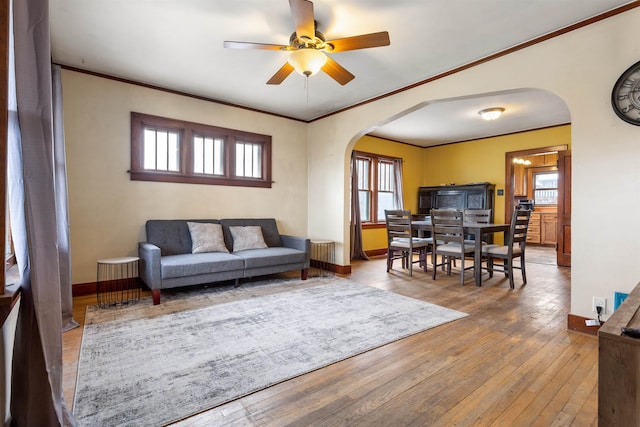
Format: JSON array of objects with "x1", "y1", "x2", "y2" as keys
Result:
[
  {"x1": 322, "y1": 57, "x2": 355, "y2": 85},
  {"x1": 289, "y1": 0, "x2": 315, "y2": 39},
  {"x1": 223, "y1": 41, "x2": 287, "y2": 51},
  {"x1": 326, "y1": 31, "x2": 390, "y2": 52},
  {"x1": 267, "y1": 63, "x2": 295, "y2": 85}
]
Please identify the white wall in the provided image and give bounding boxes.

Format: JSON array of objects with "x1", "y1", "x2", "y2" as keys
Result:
[
  {"x1": 62, "y1": 71, "x2": 309, "y2": 284},
  {"x1": 308, "y1": 8, "x2": 640, "y2": 320}
]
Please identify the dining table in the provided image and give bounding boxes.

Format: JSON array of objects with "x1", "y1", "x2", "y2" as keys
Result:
[{"x1": 412, "y1": 218, "x2": 510, "y2": 287}]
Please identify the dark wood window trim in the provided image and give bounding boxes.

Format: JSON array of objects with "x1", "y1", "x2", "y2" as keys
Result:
[
  {"x1": 130, "y1": 112, "x2": 272, "y2": 188},
  {"x1": 354, "y1": 150, "x2": 400, "y2": 225}
]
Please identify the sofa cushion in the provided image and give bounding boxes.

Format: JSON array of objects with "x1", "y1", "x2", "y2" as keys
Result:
[
  {"x1": 220, "y1": 218, "x2": 283, "y2": 248},
  {"x1": 161, "y1": 253, "x2": 244, "y2": 279},
  {"x1": 146, "y1": 219, "x2": 220, "y2": 255},
  {"x1": 187, "y1": 222, "x2": 229, "y2": 254},
  {"x1": 232, "y1": 247, "x2": 307, "y2": 269},
  {"x1": 229, "y1": 226, "x2": 268, "y2": 252}
]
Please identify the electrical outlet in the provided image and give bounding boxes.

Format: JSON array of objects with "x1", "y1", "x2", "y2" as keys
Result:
[{"x1": 593, "y1": 297, "x2": 606, "y2": 314}]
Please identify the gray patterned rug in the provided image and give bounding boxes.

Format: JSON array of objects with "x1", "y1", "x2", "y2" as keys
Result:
[{"x1": 73, "y1": 277, "x2": 467, "y2": 426}]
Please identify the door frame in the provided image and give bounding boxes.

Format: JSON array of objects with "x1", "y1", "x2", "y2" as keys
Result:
[{"x1": 504, "y1": 144, "x2": 568, "y2": 222}]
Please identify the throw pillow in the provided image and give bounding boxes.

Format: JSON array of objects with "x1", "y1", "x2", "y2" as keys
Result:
[
  {"x1": 187, "y1": 222, "x2": 229, "y2": 254},
  {"x1": 229, "y1": 226, "x2": 268, "y2": 252}
]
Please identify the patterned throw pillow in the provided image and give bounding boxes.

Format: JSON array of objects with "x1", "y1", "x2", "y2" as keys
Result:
[
  {"x1": 229, "y1": 226, "x2": 268, "y2": 252},
  {"x1": 187, "y1": 222, "x2": 229, "y2": 253}
]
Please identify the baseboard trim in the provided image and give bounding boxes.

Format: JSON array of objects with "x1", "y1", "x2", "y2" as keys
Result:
[
  {"x1": 365, "y1": 248, "x2": 388, "y2": 258},
  {"x1": 567, "y1": 313, "x2": 603, "y2": 336},
  {"x1": 72, "y1": 282, "x2": 97, "y2": 297}
]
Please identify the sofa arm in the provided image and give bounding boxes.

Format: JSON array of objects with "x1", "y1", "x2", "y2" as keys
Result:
[
  {"x1": 138, "y1": 242, "x2": 162, "y2": 290},
  {"x1": 280, "y1": 235, "x2": 311, "y2": 267}
]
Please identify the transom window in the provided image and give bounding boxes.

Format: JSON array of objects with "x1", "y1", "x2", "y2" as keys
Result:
[
  {"x1": 355, "y1": 151, "x2": 399, "y2": 224},
  {"x1": 131, "y1": 112, "x2": 272, "y2": 188}
]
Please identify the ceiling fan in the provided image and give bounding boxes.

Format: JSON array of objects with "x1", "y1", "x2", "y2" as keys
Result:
[{"x1": 223, "y1": 0, "x2": 390, "y2": 85}]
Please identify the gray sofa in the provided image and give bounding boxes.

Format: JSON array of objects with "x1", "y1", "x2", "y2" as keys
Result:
[{"x1": 138, "y1": 218, "x2": 310, "y2": 304}]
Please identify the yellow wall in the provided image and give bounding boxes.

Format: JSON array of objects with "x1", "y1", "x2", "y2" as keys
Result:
[
  {"x1": 357, "y1": 125, "x2": 571, "y2": 253},
  {"x1": 353, "y1": 135, "x2": 424, "y2": 252}
]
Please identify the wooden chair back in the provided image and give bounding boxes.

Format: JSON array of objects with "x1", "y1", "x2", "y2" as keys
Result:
[
  {"x1": 430, "y1": 209, "x2": 465, "y2": 245},
  {"x1": 510, "y1": 208, "x2": 532, "y2": 249},
  {"x1": 463, "y1": 209, "x2": 492, "y2": 224},
  {"x1": 384, "y1": 209, "x2": 413, "y2": 243}
]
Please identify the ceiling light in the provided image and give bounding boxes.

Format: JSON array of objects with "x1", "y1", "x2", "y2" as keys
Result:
[
  {"x1": 287, "y1": 49, "x2": 327, "y2": 77},
  {"x1": 478, "y1": 107, "x2": 505, "y2": 121}
]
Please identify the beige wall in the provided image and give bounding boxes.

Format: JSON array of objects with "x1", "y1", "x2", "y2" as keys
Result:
[
  {"x1": 63, "y1": 70, "x2": 308, "y2": 284},
  {"x1": 307, "y1": 8, "x2": 640, "y2": 321}
]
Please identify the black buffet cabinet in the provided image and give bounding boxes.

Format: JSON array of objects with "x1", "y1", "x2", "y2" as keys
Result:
[{"x1": 418, "y1": 183, "x2": 495, "y2": 218}]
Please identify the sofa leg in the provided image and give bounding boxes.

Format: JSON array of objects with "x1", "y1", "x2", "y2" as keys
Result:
[
  {"x1": 301, "y1": 268, "x2": 308, "y2": 280},
  {"x1": 234, "y1": 278, "x2": 240, "y2": 288},
  {"x1": 152, "y1": 289, "x2": 161, "y2": 305}
]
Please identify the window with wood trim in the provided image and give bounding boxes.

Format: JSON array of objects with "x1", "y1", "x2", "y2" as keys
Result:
[
  {"x1": 355, "y1": 151, "x2": 398, "y2": 224},
  {"x1": 532, "y1": 170, "x2": 558, "y2": 206},
  {"x1": 130, "y1": 112, "x2": 272, "y2": 188}
]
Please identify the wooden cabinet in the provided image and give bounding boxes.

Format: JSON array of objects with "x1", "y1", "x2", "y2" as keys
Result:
[
  {"x1": 541, "y1": 214, "x2": 557, "y2": 245},
  {"x1": 598, "y1": 281, "x2": 640, "y2": 425},
  {"x1": 526, "y1": 212, "x2": 557, "y2": 245},
  {"x1": 526, "y1": 213, "x2": 541, "y2": 244},
  {"x1": 514, "y1": 164, "x2": 526, "y2": 196},
  {"x1": 418, "y1": 183, "x2": 495, "y2": 216}
]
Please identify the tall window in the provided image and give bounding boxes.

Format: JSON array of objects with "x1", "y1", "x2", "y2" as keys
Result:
[
  {"x1": 130, "y1": 112, "x2": 272, "y2": 188},
  {"x1": 355, "y1": 151, "x2": 399, "y2": 224},
  {"x1": 533, "y1": 171, "x2": 558, "y2": 205}
]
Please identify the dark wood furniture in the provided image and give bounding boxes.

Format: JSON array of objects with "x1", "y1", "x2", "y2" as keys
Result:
[
  {"x1": 412, "y1": 219, "x2": 509, "y2": 287},
  {"x1": 385, "y1": 210, "x2": 431, "y2": 276},
  {"x1": 598, "y1": 281, "x2": 640, "y2": 426},
  {"x1": 418, "y1": 183, "x2": 495, "y2": 216},
  {"x1": 482, "y1": 209, "x2": 532, "y2": 289},
  {"x1": 430, "y1": 209, "x2": 475, "y2": 286}
]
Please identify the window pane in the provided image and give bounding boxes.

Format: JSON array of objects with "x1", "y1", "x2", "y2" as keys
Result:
[
  {"x1": 143, "y1": 129, "x2": 156, "y2": 169},
  {"x1": 535, "y1": 172, "x2": 558, "y2": 189},
  {"x1": 378, "y1": 161, "x2": 394, "y2": 192},
  {"x1": 377, "y1": 192, "x2": 395, "y2": 221},
  {"x1": 534, "y1": 189, "x2": 558, "y2": 205},
  {"x1": 359, "y1": 191, "x2": 370, "y2": 222},
  {"x1": 194, "y1": 136, "x2": 224, "y2": 175},
  {"x1": 168, "y1": 133, "x2": 179, "y2": 171},
  {"x1": 143, "y1": 127, "x2": 180, "y2": 172},
  {"x1": 235, "y1": 142, "x2": 262, "y2": 178},
  {"x1": 194, "y1": 136, "x2": 204, "y2": 173},
  {"x1": 356, "y1": 158, "x2": 370, "y2": 190}
]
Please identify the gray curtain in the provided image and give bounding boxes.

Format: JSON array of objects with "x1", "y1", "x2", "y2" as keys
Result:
[
  {"x1": 350, "y1": 152, "x2": 369, "y2": 260},
  {"x1": 393, "y1": 158, "x2": 404, "y2": 210},
  {"x1": 10, "y1": 0, "x2": 77, "y2": 425}
]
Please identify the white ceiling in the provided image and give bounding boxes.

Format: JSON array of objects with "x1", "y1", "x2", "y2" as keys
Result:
[{"x1": 50, "y1": 0, "x2": 633, "y2": 146}]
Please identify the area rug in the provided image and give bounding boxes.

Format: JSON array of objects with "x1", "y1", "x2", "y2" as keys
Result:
[{"x1": 73, "y1": 277, "x2": 467, "y2": 426}]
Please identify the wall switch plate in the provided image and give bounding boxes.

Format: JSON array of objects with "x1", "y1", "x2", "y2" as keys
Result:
[{"x1": 593, "y1": 297, "x2": 607, "y2": 314}]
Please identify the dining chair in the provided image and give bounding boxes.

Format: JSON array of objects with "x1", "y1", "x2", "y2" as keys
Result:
[
  {"x1": 430, "y1": 209, "x2": 475, "y2": 285},
  {"x1": 384, "y1": 209, "x2": 432, "y2": 276},
  {"x1": 450, "y1": 208, "x2": 493, "y2": 268},
  {"x1": 481, "y1": 208, "x2": 532, "y2": 289}
]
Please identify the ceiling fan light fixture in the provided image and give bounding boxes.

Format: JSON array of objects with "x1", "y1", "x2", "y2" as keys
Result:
[
  {"x1": 478, "y1": 107, "x2": 505, "y2": 121},
  {"x1": 287, "y1": 48, "x2": 327, "y2": 77}
]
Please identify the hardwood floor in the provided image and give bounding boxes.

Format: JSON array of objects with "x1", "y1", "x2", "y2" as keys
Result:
[{"x1": 63, "y1": 249, "x2": 597, "y2": 426}]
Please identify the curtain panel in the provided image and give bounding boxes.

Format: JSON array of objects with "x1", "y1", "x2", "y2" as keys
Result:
[
  {"x1": 350, "y1": 152, "x2": 369, "y2": 260},
  {"x1": 10, "y1": 0, "x2": 77, "y2": 425}
]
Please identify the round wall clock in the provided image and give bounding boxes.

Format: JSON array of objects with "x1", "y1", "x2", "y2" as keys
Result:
[{"x1": 612, "y1": 60, "x2": 640, "y2": 126}]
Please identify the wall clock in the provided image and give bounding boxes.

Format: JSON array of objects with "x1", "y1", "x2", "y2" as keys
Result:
[{"x1": 612, "y1": 60, "x2": 640, "y2": 126}]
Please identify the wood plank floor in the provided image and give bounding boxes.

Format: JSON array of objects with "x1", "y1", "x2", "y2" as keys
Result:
[{"x1": 63, "y1": 247, "x2": 597, "y2": 426}]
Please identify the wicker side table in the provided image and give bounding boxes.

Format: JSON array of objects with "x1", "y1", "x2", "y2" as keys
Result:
[
  {"x1": 310, "y1": 240, "x2": 335, "y2": 278},
  {"x1": 96, "y1": 256, "x2": 140, "y2": 308}
]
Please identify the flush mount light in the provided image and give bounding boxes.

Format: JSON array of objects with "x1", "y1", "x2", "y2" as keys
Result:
[{"x1": 478, "y1": 107, "x2": 505, "y2": 121}]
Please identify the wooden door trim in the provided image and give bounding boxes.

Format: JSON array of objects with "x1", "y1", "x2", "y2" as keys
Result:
[{"x1": 504, "y1": 144, "x2": 568, "y2": 223}]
